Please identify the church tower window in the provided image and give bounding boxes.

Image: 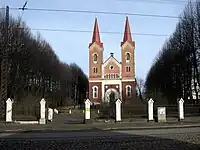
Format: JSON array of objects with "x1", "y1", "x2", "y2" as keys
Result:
[
  {"x1": 126, "y1": 53, "x2": 131, "y2": 62},
  {"x1": 126, "y1": 66, "x2": 130, "y2": 72},
  {"x1": 93, "y1": 67, "x2": 98, "y2": 73},
  {"x1": 93, "y1": 54, "x2": 98, "y2": 63}
]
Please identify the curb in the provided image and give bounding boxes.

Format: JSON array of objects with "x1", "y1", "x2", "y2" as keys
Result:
[
  {"x1": 0, "y1": 128, "x2": 102, "y2": 134},
  {"x1": 0, "y1": 124, "x2": 200, "y2": 133},
  {"x1": 102, "y1": 124, "x2": 200, "y2": 131}
]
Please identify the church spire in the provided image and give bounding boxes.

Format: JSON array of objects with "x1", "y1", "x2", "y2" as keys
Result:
[
  {"x1": 89, "y1": 17, "x2": 103, "y2": 47},
  {"x1": 121, "y1": 16, "x2": 134, "y2": 46},
  {"x1": 92, "y1": 17, "x2": 101, "y2": 43}
]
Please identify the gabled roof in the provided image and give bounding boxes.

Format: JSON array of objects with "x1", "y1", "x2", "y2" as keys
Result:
[{"x1": 103, "y1": 54, "x2": 121, "y2": 67}]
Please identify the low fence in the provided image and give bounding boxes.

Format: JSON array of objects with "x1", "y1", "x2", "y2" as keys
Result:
[
  {"x1": 121, "y1": 105, "x2": 147, "y2": 119},
  {"x1": 154, "y1": 104, "x2": 200, "y2": 118},
  {"x1": 54, "y1": 102, "x2": 200, "y2": 124},
  {"x1": 90, "y1": 103, "x2": 147, "y2": 121},
  {"x1": 91, "y1": 104, "x2": 115, "y2": 119},
  {"x1": 12, "y1": 103, "x2": 40, "y2": 121},
  {"x1": 90, "y1": 103, "x2": 200, "y2": 122}
]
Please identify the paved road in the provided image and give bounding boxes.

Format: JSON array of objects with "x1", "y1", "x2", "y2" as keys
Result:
[{"x1": 0, "y1": 127, "x2": 200, "y2": 149}]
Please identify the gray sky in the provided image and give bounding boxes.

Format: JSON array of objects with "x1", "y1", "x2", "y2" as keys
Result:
[{"x1": 0, "y1": 0, "x2": 190, "y2": 79}]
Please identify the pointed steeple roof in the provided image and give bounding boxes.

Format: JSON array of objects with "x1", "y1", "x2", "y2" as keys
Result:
[
  {"x1": 92, "y1": 17, "x2": 101, "y2": 43},
  {"x1": 89, "y1": 17, "x2": 103, "y2": 47},
  {"x1": 121, "y1": 16, "x2": 135, "y2": 46}
]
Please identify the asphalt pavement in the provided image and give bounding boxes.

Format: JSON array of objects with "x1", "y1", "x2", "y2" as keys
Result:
[{"x1": 0, "y1": 127, "x2": 200, "y2": 149}]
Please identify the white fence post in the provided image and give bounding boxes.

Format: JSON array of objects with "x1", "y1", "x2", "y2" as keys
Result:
[
  {"x1": 6, "y1": 98, "x2": 13, "y2": 122},
  {"x1": 69, "y1": 109, "x2": 72, "y2": 114},
  {"x1": 178, "y1": 98, "x2": 184, "y2": 120},
  {"x1": 115, "y1": 99, "x2": 122, "y2": 122},
  {"x1": 48, "y1": 108, "x2": 53, "y2": 122},
  {"x1": 84, "y1": 99, "x2": 91, "y2": 123},
  {"x1": 39, "y1": 98, "x2": 46, "y2": 124},
  {"x1": 54, "y1": 109, "x2": 58, "y2": 114},
  {"x1": 148, "y1": 98, "x2": 154, "y2": 121}
]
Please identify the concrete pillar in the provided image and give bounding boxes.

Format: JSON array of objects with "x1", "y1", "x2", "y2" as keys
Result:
[
  {"x1": 178, "y1": 98, "x2": 184, "y2": 120},
  {"x1": 84, "y1": 99, "x2": 92, "y2": 123},
  {"x1": 39, "y1": 98, "x2": 46, "y2": 124},
  {"x1": 6, "y1": 98, "x2": 13, "y2": 122},
  {"x1": 148, "y1": 98, "x2": 154, "y2": 121},
  {"x1": 48, "y1": 108, "x2": 53, "y2": 122},
  {"x1": 115, "y1": 99, "x2": 122, "y2": 122}
]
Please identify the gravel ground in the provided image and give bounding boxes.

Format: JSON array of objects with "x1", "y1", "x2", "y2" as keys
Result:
[{"x1": 0, "y1": 133, "x2": 200, "y2": 150}]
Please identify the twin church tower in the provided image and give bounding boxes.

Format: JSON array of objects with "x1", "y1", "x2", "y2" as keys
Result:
[{"x1": 88, "y1": 16, "x2": 136, "y2": 104}]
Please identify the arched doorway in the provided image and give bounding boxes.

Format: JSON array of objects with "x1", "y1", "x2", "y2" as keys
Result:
[{"x1": 104, "y1": 88, "x2": 120, "y2": 103}]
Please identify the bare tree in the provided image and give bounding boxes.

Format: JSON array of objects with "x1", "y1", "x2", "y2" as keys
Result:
[
  {"x1": 145, "y1": 1, "x2": 200, "y2": 104},
  {"x1": 0, "y1": 9, "x2": 88, "y2": 114},
  {"x1": 135, "y1": 77, "x2": 145, "y2": 101}
]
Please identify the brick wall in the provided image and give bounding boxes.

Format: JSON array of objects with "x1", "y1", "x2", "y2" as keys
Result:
[
  {"x1": 89, "y1": 82, "x2": 102, "y2": 103},
  {"x1": 122, "y1": 81, "x2": 136, "y2": 103},
  {"x1": 89, "y1": 44, "x2": 103, "y2": 79}
]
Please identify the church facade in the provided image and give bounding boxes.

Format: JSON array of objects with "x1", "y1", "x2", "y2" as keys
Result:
[{"x1": 88, "y1": 17, "x2": 136, "y2": 104}]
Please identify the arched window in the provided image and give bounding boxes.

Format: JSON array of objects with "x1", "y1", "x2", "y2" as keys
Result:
[
  {"x1": 126, "y1": 53, "x2": 131, "y2": 61},
  {"x1": 126, "y1": 85, "x2": 131, "y2": 97},
  {"x1": 93, "y1": 67, "x2": 98, "y2": 73},
  {"x1": 126, "y1": 66, "x2": 131, "y2": 72},
  {"x1": 93, "y1": 54, "x2": 98, "y2": 62},
  {"x1": 92, "y1": 86, "x2": 98, "y2": 98}
]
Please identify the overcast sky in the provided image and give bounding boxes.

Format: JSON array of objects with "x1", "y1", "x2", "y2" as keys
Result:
[{"x1": 0, "y1": 0, "x2": 190, "y2": 80}]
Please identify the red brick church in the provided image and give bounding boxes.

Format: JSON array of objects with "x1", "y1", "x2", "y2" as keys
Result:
[{"x1": 88, "y1": 16, "x2": 136, "y2": 104}]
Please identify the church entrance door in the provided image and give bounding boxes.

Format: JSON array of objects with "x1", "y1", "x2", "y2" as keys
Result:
[{"x1": 104, "y1": 88, "x2": 120, "y2": 103}]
